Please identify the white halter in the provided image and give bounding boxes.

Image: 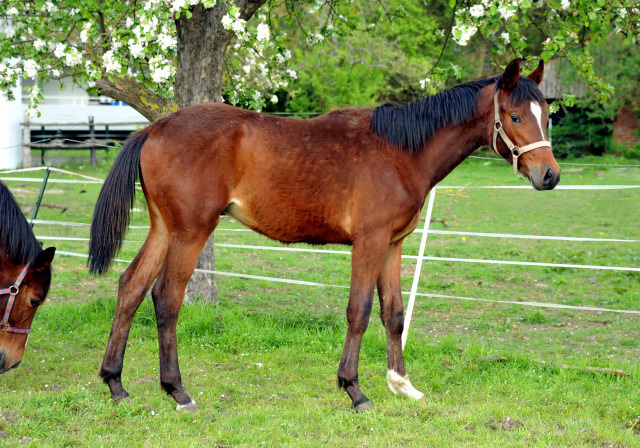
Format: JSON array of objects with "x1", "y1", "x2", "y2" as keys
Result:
[{"x1": 491, "y1": 91, "x2": 551, "y2": 175}]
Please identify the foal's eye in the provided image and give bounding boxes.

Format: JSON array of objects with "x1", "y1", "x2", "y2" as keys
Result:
[
  {"x1": 29, "y1": 298, "x2": 41, "y2": 308},
  {"x1": 510, "y1": 114, "x2": 522, "y2": 123}
]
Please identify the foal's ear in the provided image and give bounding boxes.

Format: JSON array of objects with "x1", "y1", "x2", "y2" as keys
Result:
[
  {"x1": 501, "y1": 58, "x2": 521, "y2": 91},
  {"x1": 528, "y1": 59, "x2": 544, "y2": 85},
  {"x1": 31, "y1": 247, "x2": 56, "y2": 271}
]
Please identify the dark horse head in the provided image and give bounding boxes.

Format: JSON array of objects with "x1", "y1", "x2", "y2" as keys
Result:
[
  {"x1": 0, "y1": 181, "x2": 55, "y2": 373},
  {"x1": 371, "y1": 58, "x2": 560, "y2": 190}
]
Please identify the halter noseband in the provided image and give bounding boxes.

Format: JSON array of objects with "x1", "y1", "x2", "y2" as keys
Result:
[
  {"x1": 0, "y1": 263, "x2": 31, "y2": 335},
  {"x1": 491, "y1": 91, "x2": 550, "y2": 175}
]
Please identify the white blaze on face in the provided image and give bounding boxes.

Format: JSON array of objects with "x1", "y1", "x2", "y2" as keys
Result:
[
  {"x1": 530, "y1": 102, "x2": 546, "y2": 140},
  {"x1": 386, "y1": 370, "x2": 425, "y2": 400}
]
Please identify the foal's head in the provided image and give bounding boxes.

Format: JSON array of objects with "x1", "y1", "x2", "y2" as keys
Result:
[
  {"x1": 492, "y1": 58, "x2": 560, "y2": 190},
  {"x1": 0, "y1": 248, "x2": 55, "y2": 373}
]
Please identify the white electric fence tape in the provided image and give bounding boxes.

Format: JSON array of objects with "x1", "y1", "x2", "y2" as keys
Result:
[{"x1": 54, "y1": 250, "x2": 640, "y2": 316}]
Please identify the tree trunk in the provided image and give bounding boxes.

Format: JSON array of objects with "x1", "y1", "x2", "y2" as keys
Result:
[
  {"x1": 174, "y1": 1, "x2": 266, "y2": 304},
  {"x1": 96, "y1": 1, "x2": 267, "y2": 304}
]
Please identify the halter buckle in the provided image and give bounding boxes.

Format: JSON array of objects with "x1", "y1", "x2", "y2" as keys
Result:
[
  {"x1": 494, "y1": 121, "x2": 502, "y2": 131},
  {"x1": 8, "y1": 285, "x2": 19, "y2": 295},
  {"x1": 512, "y1": 147, "x2": 520, "y2": 157},
  {"x1": 0, "y1": 323, "x2": 8, "y2": 332}
]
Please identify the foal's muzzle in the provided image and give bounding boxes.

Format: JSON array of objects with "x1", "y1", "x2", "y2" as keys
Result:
[
  {"x1": 530, "y1": 165, "x2": 561, "y2": 190},
  {"x1": 0, "y1": 350, "x2": 21, "y2": 373}
]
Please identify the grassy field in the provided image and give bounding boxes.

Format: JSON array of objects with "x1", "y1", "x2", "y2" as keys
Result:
[{"x1": 1, "y1": 150, "x2": 639, "y2": 447}]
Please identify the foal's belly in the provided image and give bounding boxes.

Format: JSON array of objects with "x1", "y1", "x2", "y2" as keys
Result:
[{"x1": 223, "y1": 197, "x2": 352, "y2": 245}]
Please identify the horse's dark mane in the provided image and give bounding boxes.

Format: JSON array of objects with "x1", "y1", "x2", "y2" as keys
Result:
[
  {"x1": 0, "y1": 181, "x2": 41, "y2": 265},
  {"x1": 370, "y1": 74, "x2": 545, "y2": 152}
]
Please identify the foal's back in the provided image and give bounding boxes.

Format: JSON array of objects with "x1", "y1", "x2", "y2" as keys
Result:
[{"x1": 140, "y1": 103, "x2": 422, "y2": 245}]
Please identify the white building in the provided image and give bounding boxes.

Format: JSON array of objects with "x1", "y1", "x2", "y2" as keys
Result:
[
  {"x1": 0, "y1": 79, "x2": 147, "y2": 169},
  {"x1": 0, "y1": 81, "x2": 23, "y2": 169}
]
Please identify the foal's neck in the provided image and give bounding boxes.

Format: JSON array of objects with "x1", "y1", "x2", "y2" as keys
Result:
[{"x1": 413, "y1": 86, "x2": 494, "y2": 197}]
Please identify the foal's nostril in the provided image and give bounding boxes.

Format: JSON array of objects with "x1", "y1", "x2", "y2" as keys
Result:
[{"x1": 543, "y1": 168, "x2": 554, "y2": 186}]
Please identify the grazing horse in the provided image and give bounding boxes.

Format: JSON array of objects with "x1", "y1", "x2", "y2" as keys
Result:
[
  {"x1": 89, "y1": 58, "x2": 559, "y2": 411},
  {"x1": 0, "y1": 181, "x2": 55, "y2": 373}
]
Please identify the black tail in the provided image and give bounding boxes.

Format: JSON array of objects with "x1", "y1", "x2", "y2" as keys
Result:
[{"x1": 88, "y1": 131, "x2": 149, "y2": 275}]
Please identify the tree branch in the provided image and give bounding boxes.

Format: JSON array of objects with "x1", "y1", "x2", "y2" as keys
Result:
[{"x1": 95, "y1": 76, "x2": 177, "y2": 122}]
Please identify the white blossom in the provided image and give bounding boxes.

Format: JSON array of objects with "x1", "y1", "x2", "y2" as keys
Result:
[
  {"x1": 51, "y1": 69, "x2": 61, "y2": 77},
  {"x1": 44, "y1": 1, "x2": 57, "y2": 13},
  {"x1": 64, "y1": 47, "x2": 83, "y2": 66},
  {"x1": 452, "y1": 24, "x2": 477, "y2": 46},
  {"x1": 419, "y1": 77, "x2": 431, "y2": 89},
  {"x1": 151, "y1": 65, "x2": 172, "y2": 83},
  {"x1": 23, "y1": 60, "x2": 39, "y2": 78},
  {"x1": 501, "y1": 32, "x2": 510, "y2": 43},
  {"x1": 469, "y1": 5, "x2": 485, "y2": 18},
  {"x1": 498, "y1": 5, "x2": 516, "y2": 20},
  {"x1": 80, "y1": 29, "x2": 90, "y2": 43},
  {"x1": 171, "y1": 0, "x2": 187, "y2": 12},
  {"x1": 54, "y1": 43, "x2": 67, "y2": 59},
  {"x1": 129, "y1": 40, "x2": 146, "y2": 58},
  {"x1": 221, "y1": 14, "x2": 233, "y2": 29},
  {"x1": 158, "y1": 34, "x2": 176, "y2": 50},
  {"x1": 270, "y1": 94, "x2": 278, "y2": 104},
  {"x1": 6, "y1": 6, "x2": 19, "y2": 16},
  {"x1": 103, "y1": 50, "x2": 122, "y2": 73},
  {"x1": 256, "y1": 23, "x2": 270, "y2": 41},
  {"x1": 34, "y1": 39, "x2": 46, "y2": 51},
  {"x1": 286, "y1": 68, "x2": 297, "y2": 79},
  {"x1": 560, "y1": 0, "x2": 570, "y2": 10},
  {"x1": 26, "y1": 106, "x2": 39, "y2": 119},
  {"x1": 232, "y1": 19, "x2": 246, "y2": 34}
]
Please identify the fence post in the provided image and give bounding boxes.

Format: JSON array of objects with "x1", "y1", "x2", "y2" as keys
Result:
[
  {"x1": 21, "y1": 119, "x2": 32, "y2": 168},
  {"x1": 402, "y1": 186, "x2": 437, "y2": 351}
]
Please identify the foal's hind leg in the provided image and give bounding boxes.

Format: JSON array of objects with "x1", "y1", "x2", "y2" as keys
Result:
[
  {"x1": 338, "y1": 233, "x2": 389, "y2": 411},
  {"x1": 377, "y1": 240, "x2": 424, "y2": 400},
  {"x1": 151, "y1": 226, "x2": 215, "y2": 411},
  {"x1": 100, "y1": 225, "x2": 168, "y2": 401}
]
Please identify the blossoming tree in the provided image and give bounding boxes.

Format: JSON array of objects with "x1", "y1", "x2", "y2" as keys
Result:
[
  {"x1": 0, "y1": 0, "x2": 381, "y2": 302},
  {"x1": 440, "y1": 0, "x2": 639, "y2": 110},
  {"x1": 1, "y1": 0, "x2": 638, "y2": 301}
]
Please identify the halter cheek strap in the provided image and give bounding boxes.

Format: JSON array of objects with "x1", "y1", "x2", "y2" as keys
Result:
[
  {"x1": 491, "y1": 91, "x2": 551, "y2": 175},
  {"x1": 0, "y1": 263, "x2": 31, "y2": 335}
]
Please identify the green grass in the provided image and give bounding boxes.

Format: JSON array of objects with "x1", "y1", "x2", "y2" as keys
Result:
[{"x1": 0, "y1": 150, "x2": 639, "y2": 447}]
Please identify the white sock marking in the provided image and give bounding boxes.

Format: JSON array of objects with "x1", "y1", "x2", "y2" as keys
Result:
[
  {"x1": 386, "y1": 370, "x2": 425, "y2": 401},
  {"x1": 176, "y1": 399, "x2": 196, "y2": 410}
]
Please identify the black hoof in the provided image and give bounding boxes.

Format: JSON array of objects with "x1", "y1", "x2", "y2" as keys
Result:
[
  {"x1": 111, "y1": 393, "x2": 130, "y2": 404},
  {"x1": 353, "y1": 398, "x2": 374, "y2": 413}
]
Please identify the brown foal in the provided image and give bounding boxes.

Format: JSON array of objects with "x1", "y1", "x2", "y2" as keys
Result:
[{"x1": 89, "y1": 58, "x2": 559, "y2": 411}]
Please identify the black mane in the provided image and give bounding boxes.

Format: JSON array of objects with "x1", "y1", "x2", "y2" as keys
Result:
[
  {"x1": 0, "y1": 181, "x2": 41, "y2": 265},
  {"x1": 370, "y1": 75, "x2": 545, "y2": 152}
]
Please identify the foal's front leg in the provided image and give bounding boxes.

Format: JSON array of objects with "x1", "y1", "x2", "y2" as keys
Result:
[
  {"x1": 337, "y1": 235, "x2": 389, "y2": 411},
  {"x1": 377, "y1": 240, "x2": 424, "y2": 400}
]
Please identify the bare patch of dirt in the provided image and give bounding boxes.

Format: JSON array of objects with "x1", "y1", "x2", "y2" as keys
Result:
[
  {"x1": 136, "y1": 376, "x2": 155, "y2": 383},
  {"x1": 484, "y1": 416, "x2": 524, "y2": 431}
]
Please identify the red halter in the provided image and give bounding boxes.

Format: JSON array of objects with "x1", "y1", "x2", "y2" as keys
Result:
[{"x1": 0, "y1": 263, "x2": 31, "y2": 335}]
